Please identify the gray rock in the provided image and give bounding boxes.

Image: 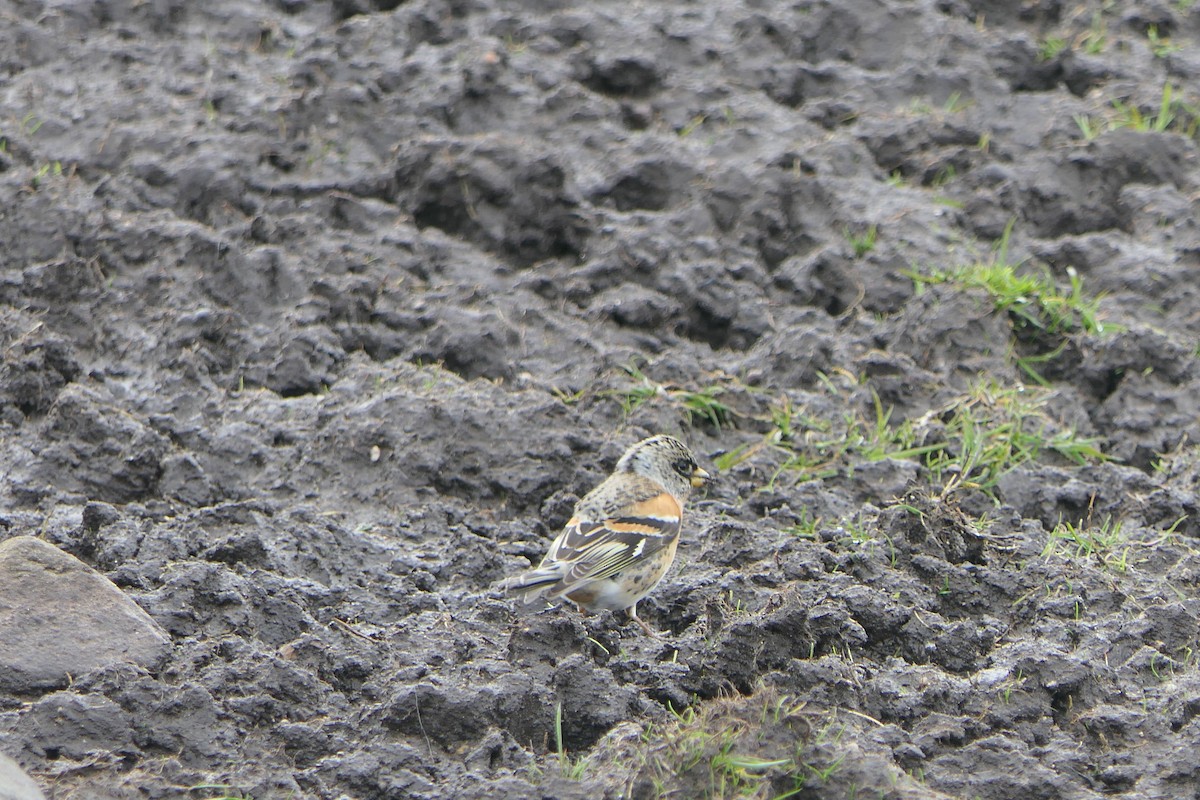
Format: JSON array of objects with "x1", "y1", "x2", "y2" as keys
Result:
[
  {"x1": 0, "y1": 753, "x2": 45, "y2": 800},
  {"x1": 0, "y1": 537, "x2": 170, "y2": 692}
]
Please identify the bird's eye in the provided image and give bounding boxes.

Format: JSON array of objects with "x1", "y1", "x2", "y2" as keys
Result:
[{"x1": 674, "y1": 458, "x2": 694, "y2": 476}]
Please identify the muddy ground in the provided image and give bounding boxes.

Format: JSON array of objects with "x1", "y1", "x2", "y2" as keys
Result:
[{"x1": 3, "y1": 0, "x2": 1200, "y2": 797}]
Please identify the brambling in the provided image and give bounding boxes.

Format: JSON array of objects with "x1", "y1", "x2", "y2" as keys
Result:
[{"x1": 503, "y1": 435, "x2": 712, "y2": 634}]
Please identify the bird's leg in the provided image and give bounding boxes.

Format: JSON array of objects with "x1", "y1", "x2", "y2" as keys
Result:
[{"x1": 628, "y1": 603, "x2": 663, "y2": 638}]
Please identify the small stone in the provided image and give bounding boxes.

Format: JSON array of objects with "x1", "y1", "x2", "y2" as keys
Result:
[
  {"x1": 81, "y1": 502, "x2": 120, "y2": 533},
  {"x1": 0, "y1": 753, "x2": 45, "y2": 800},
  {"x1": 0, "y1": 536, "x2": 170, "y2": 692}
]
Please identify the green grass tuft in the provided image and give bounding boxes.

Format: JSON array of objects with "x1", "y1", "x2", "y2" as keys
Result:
[
  {"x1": 605, "y1": 361, "x2": 741, "y2": 431},
  {"x1": 555, "y1": 702, "x2": 591, "y2": 780},
  {"x1": 843, "y1": 224, "x2": 878, "y2": 258},
  {"x1": 907, "y1": 220, "x2": 1108, "y2": 336},
  {"x1": 1038, "y1": 37, "x2": 1067, "y2": 60},
  {"x1": 761, "y1": 378, "x2": 1109, "y2": 499},
  {"x1": 1042, "y1": 515, "x2": 1129, "y2": 573},
  {"x1": 1072, "y1": 83, "x2": 1200, "y2": 141}
]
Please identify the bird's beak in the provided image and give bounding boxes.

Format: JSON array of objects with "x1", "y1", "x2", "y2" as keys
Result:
[{"x1": 690, "y1": 467, "x2": 712, "y2": 488}]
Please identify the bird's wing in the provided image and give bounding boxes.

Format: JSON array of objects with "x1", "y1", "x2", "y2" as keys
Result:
[{"x1": 545, "y1": 491, "x2": 682, "y2": 591}]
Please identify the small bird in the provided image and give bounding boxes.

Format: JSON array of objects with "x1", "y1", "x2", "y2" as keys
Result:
[{"x1": 503, "y1": 434, "x2": 712, "y2": 634}]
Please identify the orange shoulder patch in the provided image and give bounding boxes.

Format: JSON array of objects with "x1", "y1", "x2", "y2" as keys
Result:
[
  {"x1": 630, "y1": 492, "x2": 682, "y2": 520},
  {"x1": 606, "y1": 521, "x2": 664, "y2": 535}
]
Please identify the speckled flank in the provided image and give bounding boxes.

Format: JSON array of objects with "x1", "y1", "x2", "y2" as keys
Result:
[{"x1": 564, "y1": 536, "x2": 679, "y2": 613}]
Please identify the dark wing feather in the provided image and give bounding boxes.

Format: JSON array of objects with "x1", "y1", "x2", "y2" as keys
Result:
[{"x1": 545, "y1": 515, "x2": 681, "y2": 596}]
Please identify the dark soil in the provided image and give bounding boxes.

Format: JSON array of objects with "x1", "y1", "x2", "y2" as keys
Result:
[{"x1": 3, "y1": 0, "x2": 1200, "y2": 798}]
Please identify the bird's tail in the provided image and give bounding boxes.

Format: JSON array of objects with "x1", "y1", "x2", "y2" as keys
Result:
[{"x1": 498, "y1": 565, "x2": 567, "y2": 604}]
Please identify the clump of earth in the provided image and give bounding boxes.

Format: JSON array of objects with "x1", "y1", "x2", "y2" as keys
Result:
[{"x1": 3, "y1": 0, "x2": 1200, "y2": 798}]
